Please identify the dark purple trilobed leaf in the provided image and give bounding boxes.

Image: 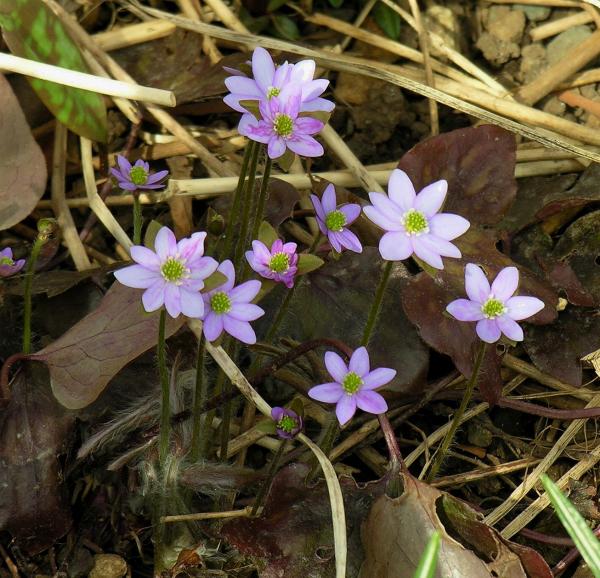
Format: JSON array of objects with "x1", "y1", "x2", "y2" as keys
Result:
[
  {"x1": 397, "y1": 125, "x2": 517, "y2": 226},
  {"x1": 31, "y1": 282, "x2": 184, "y2": 409}
]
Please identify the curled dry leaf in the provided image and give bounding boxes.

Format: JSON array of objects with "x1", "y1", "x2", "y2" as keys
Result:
[{"x1": 0, "y1": 74, "x2": 47, "y2": 230}]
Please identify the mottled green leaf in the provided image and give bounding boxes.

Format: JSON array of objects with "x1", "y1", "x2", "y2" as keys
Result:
[{"x1": 0, "y1": 0, "x2": 107, "y2": 141}]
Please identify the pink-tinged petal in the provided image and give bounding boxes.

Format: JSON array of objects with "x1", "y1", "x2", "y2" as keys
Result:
[
  {"x1": 155, "y1": 227, "x2": 177, "y2": 260},
  {"x1": 223, "y1": 316, "x2": 257, "y2": 344},
  {"x1": 271, "y1": 406, "x2": 285, "y2": 422},
  {"x1": 505, "y1": 296, "x2": 545, "y2": 321},
  {"x1": 287, "y1": 135, "x2": 323, "y2": 158},
  {"x1": 339, "y1": 203, "x2": 361, "y2": 224},
  {"x1": 446, "y1": 299, "x2": 485, "y2": 322},
  {"x1": 414, "y1": 179, "x2": 448, "y2": 217},
  {"x1": 249, "y1": 239, "x2": 271, "y2": 263},
  {"x1": 282, "y1": 241, "x2": 297, "y2": 254},
  {"x1": 130, "y1": 246, "x2": 161, "y2": 270},
  {"x1": 217, "y1": 260, "x2": 236, "y2": 291},
  {"x1": 328, "y1": 232, "x2": 343, "y2": 253},
  {"x1": 294, "y1": 116, "x2": 324, "y2": 135},
  {"x1": 379, "y1": 231, "x2": 413, "y2": 261},
  {"x1": 496, "y1": 315, "x2": 524, "y2": 341},
  {"x1": 190, "y1": 257, "x2": 219, "y2": 281},
  {"x1": 259, "y1": 97, "x2": 275, "y2": 120},
  {"x1": 267, "y1": 137, "x2": 287, "y2": 159},
  {"x1": 324, "y1": 351, "x2": 348, "y2": 383},
  {"x1": 362, "y1": 368, "x2": 397, "y2": 390},
  {"x1": 114, "y1": 264, "x2": 160, "y2": 289},
  {"x1": 363, "y1": 205, "x2": 402, "y2": 233},
  {"x1": 355, "y1": 390, "x2": 388, "y2": 414},
  {"x1": 229, "y1": 302, "x2": 265, "y2": 321},
  {"x1": 301, "y1": 97, "x2": 335, "y2": 113},
  {"x1": 419, "y1": 234, "x2": 461, "y2": 259},
  {"x1": 429, "y1": 213, "x2": 470, "y2": 241},
  {"x1": 321, "y1": 184, "x2": 337, "y2": 214},
  {"x1": 308, "y1": 382, "x2": 344, "y2": 403},
  {"x1": 491, "y1": 266, "x2": 519, "y2": 302},
  {"x1": 349, "y1": 347, "x2": 370, "y2": 376},
  {"x1": 270, "y1": 239, "x2": 284, "y2": 253},
  {"x1": 281, "y1": 84, "x2": 302, "y2": 118},
  {"x1": 142, "y1": 281, "x2": 166, "y2": 312},
  {"x1": 163, "y1": 284, "x2": 181, "y2": 318},
  {"x1": 291, "y1": 59, "x2": 316, "y2": 83},
  {"x1": 240, "y1": 118, "x2": 272, "y2": 144},
  {"x1": 337, "y1": 229, "x2": 362, "y2": 253},
  {"x1": 310, "y1": 194, "x2": 326, "y2": 222},
  {"x1": 203, "y1": 312, "x2": 224, "y2": 342},
  {"x1": 387, "y1": 169, "x2": 416, "y2": 211},
  {"x1": 411, "y1": 237, "x2": 444, "y2": 269},
  {"x1": 180, "y1": 288, "x2": 204, "y2": 318},
  {"x1": 246, "y1": 251, "x2": 266, "y2": 274},
  {"x1": 301, "y1": 78, "x2": 328, "y2": 101},
  {"x1": 465, "y1": 263, "x2": 491, "y2": 303},
  {"x1": 229, "y1": 279, "x2": 261, "y2": 303},
  {"x1": 146, "y1": 170, "x2": 169, "y2": 184},
  {"x1": 336, "y1": 395, "x2": 357, "y2": 426},
  {"x1": 225, "y1": 76, "x2": 262, "y2": 97},
  {"x1": 476, "y1": 319, "x2": 501, "y2": 343},
  {"x1": 117, "y1": 155, "x2": 132, "y2": 176},
  {"x1": 178, "y1": 231, "x2": 207, "y2": 260},
  {"x1": 252, "y1": 47, "x2": 275, "y2": 92}
]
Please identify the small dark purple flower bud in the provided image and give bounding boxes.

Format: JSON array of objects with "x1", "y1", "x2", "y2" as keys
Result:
[{"x1": 271, "y1": 407, "x2": 303, "y2": 439}]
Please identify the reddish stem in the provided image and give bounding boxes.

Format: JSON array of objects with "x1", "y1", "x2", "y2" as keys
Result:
[
  {"x1": 497, "y1": 397, "x2": 600, "y2": 420},
  {"x1": 552, "y1": 524, "x2": 600, "y2": 576}
]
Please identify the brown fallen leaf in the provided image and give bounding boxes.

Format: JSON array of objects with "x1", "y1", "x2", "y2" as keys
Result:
[
  {"x1": 31, "y1": 282, "x2": 184, "y2": 409},
  {"x1": 0, "y1": 74, "x2": 47, "y2": 230}
]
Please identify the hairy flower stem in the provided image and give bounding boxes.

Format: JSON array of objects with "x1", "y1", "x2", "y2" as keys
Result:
[
  {"x1": 378, "y1": 413, "x2": 404, "y2": 497},
  {"x1": 158, "y1": 309, "x2": 171, "y2": 466},
  {"x1": 190, "y1": 335, "x2": 207, "y2": 461},
  {"x1": 222, "y1": 142, "x2": 255, "y2": 260},
  {"x1": 426, "y1": 341, "x2": 487, "y2": 482},
  {"x1": 219, "y1": 340, "x2": 239, "y2": 461},
  {"x1": 132, "y1": 194, "x2": 143, "y2": 245},
  {"x1": 361, "y1": 260, "x2": 393, "y2": 347},
  {"x1": 251, "y1": 440, "x2": 288, "y2": 516},
  {"x1": 22, "y1": 233, "x2": 46, "y2": 354},
  {"x1": 250, "y1": 156, "x2": 273, "y2": 241}
]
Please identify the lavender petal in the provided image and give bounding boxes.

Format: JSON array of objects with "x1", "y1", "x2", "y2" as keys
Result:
[
  {"x1": 142, "y1": 280, "x2": 166, "y2": 312},
  {"x1": 429, "y1": 213, "x2": 470, "y2": 241},
  {"x1": 114, "y1": 264, "x2": 160, "y2": 289},
  {"x1": 223, "y1": 316, "x2": 257, "y2": 344},
  {"x1": 414, "y1": 179, "x2": 448, "y2": 217},
  {"x1": 155, "y1": 227, "x2": 177, "y2": 260},
  {"x1": 496, "y1": 315, "x2": 524, "y2": 341},
  {"x1": 321, "y1": 184, "x2": 337, "y2": 214},
  {"x1": 336, "y1": 395, "x2": 357, "y2": 426},
  {"x1": 411, "y1": 237, "x2": 444, "y2": 269},
  {"x1": 362, "y1": 368, "x2": 397, "y2": 390},
  {"x1": 465, "y1": 263, "x2": 491, "y2": 303},
  {"x1": 505, "y1": 296, "x2": 545, "y2": 321},
  {"x1": 387, "y1": 169, "x2": 416, "y2": 211},
  {"x1": 339, "y1": 203, "x2": 361, "y2": 224},
  {"x1": 446, "y1": 298, "x2": 485, "y2": 322},
  {"x1": 130, "y1": 246, "x2": 161, "y2": 270},
  {"x1": 251, "y1": 46, "x2": 275, "y2": 92},
  {"x1": 355, "y1": 390, "x2": 388, "y2": 414},
  {"x1": 349, "y1": 346, "x2": 370, "y2": 376},
  {"x1": 379, "y1": 231, "x2": 412, "y2": 261},
  {"x1": 491, "y1": 266, "x2": 519, "y2": 302},
  {"x1": 287, "y1": 135, "x2": 323, "y2": 157},
  {"x1": 324, "y1": 351, "x2": 348, "y2": 382},
  {"x1": 229, "y1": 302, "x2": 265, "y2": 322},
  {"x1": 308, "y1": 382, "x2": 344, "y2": 403},
  {"x1": 476, "y1": 319, "x2": 501, "y2": 343},
  {"x1": 163, "y1": 284, "x2": 181, "y2": 318},
  {"x1": 203, "y1": 312, "x2": 224, "y2": 342},
  {"x1": 180, "y1": 288, "x2": 205, "y2": 318},
  {"x1": 229, "y1": 279, "x2": 261, "y2": 303}
]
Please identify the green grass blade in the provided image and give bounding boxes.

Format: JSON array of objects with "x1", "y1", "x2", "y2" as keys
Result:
[{"x1": 413, "y1": 531, "x2": 441, "y2": 578}]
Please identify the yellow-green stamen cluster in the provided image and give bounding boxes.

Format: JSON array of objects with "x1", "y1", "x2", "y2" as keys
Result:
[
  {"x1": 0, "y1": 256, "x2": 14, "y2": 266},
  {"x1": 273, "y1": 113, "x2": 293, "y2": 137},
  {"x1": 278, "y1": 415, "x2": 298, "y2": 433},
  {"x1": 342, "y1": 371, "x2": 363, "y2": 395},
  {"x1": 402, "y1": 208, "x2": 429, "y2": 236},
  {"x1": 161, "y1": 258, "x2": 187, "y2": 283},
  {"x1": 129, "y1": 166, "x2": 149, "y2": 185},
  {"x1": 211, "y1": 291, "x2": 232, "y2": 315},
  {"x1": 267, "y1": 86, "x2": 281, "y2": 99},
  {"x1": 325, "y1": 210, "x2": 346, "y2": 232},
  {"x1": 481, "y1": 297, "x2": 506, "y2": 319},
  {"x1": 269, "y1": 252, "x2": 290, "y2": 274}
]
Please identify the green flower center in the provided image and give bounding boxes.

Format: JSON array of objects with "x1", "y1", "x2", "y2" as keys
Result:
[
  {"x1": 267, "y1": 86, "x2": 281, "y2": 99},
  {"x1": 161, "y1": 258, "x2": 187, "y2": 283},
  {"x1": 129, "y1": 166, "x2": 149, "y2": 185},
  {"x1": 211, "y1": 291, "x2": 232, "y2": 314},
  {"x1": 0, "y1": 256, "x2": 14, "y2": 266},
  {"x1": 342, "y1": 372, "x2": 363, "y2": 395},
  {"x1": 273, "y1": 113, "x2": 293, "y2": 137},
  {"x1": 269, "y1": 252, "x2": 290, "y2": 274},
  {"x1": 481, "y1": 297, "x2": 506, "y2": 319},
  {"x1": 325, "y1": 210, "x2": 347, "y2": 232},
  {"x1": 402, "y1": 208, "x2": 429, "y2": 236},
  {"x1": 277, "y1": 415, "x2": 298, "y2": 433}
]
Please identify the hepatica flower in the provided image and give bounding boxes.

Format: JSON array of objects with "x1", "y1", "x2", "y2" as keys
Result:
[
  {"x1": 363, "y1": 169, "x2": 470, "y2": 269},
  {"x1": 310, "y1": 184, "x2": 362, "y2": 253},
  {"x1": 446, "y1": 264, "x2": 545, "y2": 343},
  {"x1": 246, "y1": 239, "x2": 298, "y2": 288},
  {"x1": 271, "y1": 407, "x2": 303, "y2": 439},
  {"x1": 308, "y1": 347, "x2": 396, "y2": 426},
  {"x1": 111, "y1": 155, "x2": 169, "y2": 192},
  {"x1": 114, "y1": 227, "x2": 218, "y2": 318},
  {"x1": 0, "y1": 247, "x2": 25, "y2": 277},
  {"x1": 238, "y1": 85, "x2": 324, "y2": 159},
  {"x1": 202, "y1": 260, "x2": 265, "y2": 344},
  {"x1": 224, "y1": 46, "x2": 334, "y2": 114}
]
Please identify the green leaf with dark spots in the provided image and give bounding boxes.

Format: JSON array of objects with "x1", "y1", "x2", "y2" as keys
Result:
[{"x1": 0, "y1": 0, "x2": 107, "y2": 141}]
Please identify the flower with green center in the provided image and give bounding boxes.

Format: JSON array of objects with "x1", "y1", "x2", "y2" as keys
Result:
[
  {"x1": 309, "y1": 347, "x2": 396, "y2": 426},
  {"x1": 401, "y1": 208, "x2": 429, "y2": 236},
  {"x1": 111, "y1": 155, "x2": 169, "y2": 192},
  {"x1": 160, "y1": 257, "x2": 188, "y2": 284},
  {"x1": 0, "y1": 256, "x2": 13, "y2": 266},
  {"x1": 129, "y1": 166, "x2": 148, "y2": 185},
  {"x1": 246, "y1": 239, "x2": 298, "y2": 288},
  {"x1": 325, "y1": 210, "x2": 347, "y2": 233},
  {"x1": 267, "y1": 86, "x2": 281, "y2": 99},
  {"x1": 273, "y1": 113, "x2": 294, "y2": 137},
  {"x1": 0, "y1": 247, "x2": 25, "y2": 278},
  {"x1": 447, "y1": 264, "x2": 545, "y2": 344},
  {"x1": 271, "y1": 407, "x2": 303, "y2": 439},
  {"x1": 210, "y1": 291, "x2": 232, "y2": 315}
]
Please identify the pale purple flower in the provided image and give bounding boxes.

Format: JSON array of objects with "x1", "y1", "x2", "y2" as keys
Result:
[
  {"x1": 114, "y1": 227, "x2": 218, "y2": 318},
  {"x1": 201, "y1": 260, "x2": 264, "y2": 344},
  {"x1": 446, "y1": 264, "x2": 545, "y2": 343},
  {"x1": 363, "y1": 169, "x2": 470, "y2": 270},
  {"x1": 0, "y1": 247, "x2": 25, "y2": 277},
  {"x1": 308, "y1": 347, "x2": 395, "y2": 426},
  {"x1": 310, "y1": 184, "x2": 362, "y2": 254},
  {"x1": 271, "y1": 407, "x2": 303, "y2": 439},
  {"x1": 110, "y1": 155, "x2": 169, "y2": 192},
  {"x1": 224, "y1": 46, "x2": 334, "y2": 114},
  {"x1": 238, "y1": 84, "x2": 324, "y2": 159},
  {"x1": 246, "y1": 239, "x2": 298, "y2": 288}
]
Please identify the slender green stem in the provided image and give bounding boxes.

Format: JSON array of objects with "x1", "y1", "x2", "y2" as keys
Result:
[
  {"x1": 200, "y1": 369, "x2": 226, "y2": 458},
  {"x1": 190, "y1": 335, "x2": 206, "y2": 461},
  {"x1": 250, "y1": 156, "x2": 273, "y2": 241},
  {"x1": 425, "y1": 341, "x2": 487, "y2": 482},
  {"x1": 132, "y1": 194, "x2": 143, "y2": 245},
  {"x1": 361, "y1": 260, "x2": 393, "y2": 347},
  {"x1": 22, "y1": 238, "x2": 44, "y2": 355},
  {"x1": 158, "y1": 309, "x2": 170, "y2": 466},
  {"x1": 222, "y1": 142, "x2": 255, "y2": 260},
  {"x1": 219, "y1": 341, "x2": 239, "y2": 461},
  {"x1": 251, "y1": 440, "x2": 288, "y2": 516}
]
